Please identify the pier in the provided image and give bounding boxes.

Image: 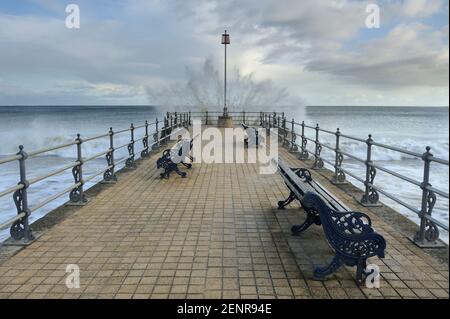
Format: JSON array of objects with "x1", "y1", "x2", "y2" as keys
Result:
[{"x1": 0, "y1": 112, "x2": 448, "y2": 299}]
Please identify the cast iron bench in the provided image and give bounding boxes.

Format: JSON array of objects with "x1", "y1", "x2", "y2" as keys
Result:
[
  {"x1": 241, "y1": 123, "x2": 259, "y2": 148},
  {"x1": 277, "y1": 158, "x2": 386, "y2": 284},
  {"x1": 156, "y1": 134, "x2": 197, "y2": 179}
]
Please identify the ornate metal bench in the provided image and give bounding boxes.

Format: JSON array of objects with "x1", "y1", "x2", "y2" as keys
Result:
[
  {"x1": 156, "y1": 135, "x2": 197, "y2": 179},
  {"x1": 277, "y1": 158, "x2": 386, "y2": 284},
  {"x1": 241, "y1": 123, "x2": 259, "y2": 148}
]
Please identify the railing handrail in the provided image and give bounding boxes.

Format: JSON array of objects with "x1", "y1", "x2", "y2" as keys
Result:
[{"x1": 292, "y1": 118, "x2": 448, "y2": 164}]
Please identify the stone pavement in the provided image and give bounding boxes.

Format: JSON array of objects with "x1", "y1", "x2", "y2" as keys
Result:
[{"x1": 0, "y1": 130, "x2": 448, "y2": 299}]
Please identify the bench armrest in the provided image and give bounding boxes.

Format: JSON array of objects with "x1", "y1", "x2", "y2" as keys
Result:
[
  {"x1": 328, "y1": 210, "x2": 373, "y2": 236},
  {"x1": 301, "y1": 192, "x2": 374, "y2": 237}
]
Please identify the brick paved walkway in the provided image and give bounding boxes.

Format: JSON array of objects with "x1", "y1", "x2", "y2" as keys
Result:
[{"x1": 0, "y1": 131, "x2": 448, "y2": 299}]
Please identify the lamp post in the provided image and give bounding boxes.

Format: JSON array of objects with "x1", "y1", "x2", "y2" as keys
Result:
[
  {"x1": 218, "y1": 30, "x2": 233, "y2": 128},
  {"x1": 221, "y1": 30, "x2": 230, "y2": 116}
]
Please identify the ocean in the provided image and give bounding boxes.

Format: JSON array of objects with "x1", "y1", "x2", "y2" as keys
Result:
[{"x1": 0, "y1": 105, "x2": 448, "y2": 243}]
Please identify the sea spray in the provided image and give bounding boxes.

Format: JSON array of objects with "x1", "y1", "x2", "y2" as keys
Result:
[{"x1": 145, "y1": 57, "x2": 304, "y2": 113}]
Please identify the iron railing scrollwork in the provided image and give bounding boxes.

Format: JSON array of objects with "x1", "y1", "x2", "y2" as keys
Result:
[
  {"x1": 126, "y1": 123, "x2": 136, "y2": 168},
  {"x1": 360, "y1": 135, "x2": 380, "y2": 206},
  {"x1": 313, "y1": 124, "x2": 324, "y2": 169},
  {"x1": 332, "y1": 128, "x2": 346, "y2": 184},
  {"x1": 10, "y1": 146, "x2": 34, "y2": 241},
  {"x1": 69, "y1": 134, "x2": 87, "y2": 205}
]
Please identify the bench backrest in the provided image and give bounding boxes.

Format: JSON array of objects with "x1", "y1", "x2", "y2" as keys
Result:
[
  {"x1": 170, "y1": 133, "x2": 200, "y2": 161},
  {"x1": 277, "y1": 158, "x2": 349, "y2": 212},
  {"x1": 241, "y1": 123, "x2": 258, "y2": 144}
]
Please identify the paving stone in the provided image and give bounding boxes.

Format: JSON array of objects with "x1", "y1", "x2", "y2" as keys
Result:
[{"x1": 0, "y1": 133, "x2": 447, "y2": 299}]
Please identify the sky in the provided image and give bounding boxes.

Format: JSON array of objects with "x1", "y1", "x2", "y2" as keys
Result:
[{"x1": 0, "y1": 0, "x2": 448, "y2": 107}]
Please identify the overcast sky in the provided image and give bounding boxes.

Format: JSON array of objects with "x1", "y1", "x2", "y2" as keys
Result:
[{"x1": 0, "y1": 0, "x2": 448, "y2": 106}]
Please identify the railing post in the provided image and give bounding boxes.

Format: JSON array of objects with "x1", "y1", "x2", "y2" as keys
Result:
[
  {"x1": 360, "y1": 134, "x2": 380, "y2": 206},
  {"x1": 103, "y1": 127, "x2": 117, "y2": 183},
  {"x1": 10, "y1": 145, "x2": 35, "y2": 241},
  {"x1": 154, "y1": 118, "x2": 160, "y2": 149},
  {"x1": 243, "y1": 111, "x2": 246, "y2": 124},
  {"x1": 69, "y1": 134, "x2": 87, "y2": 205},
  {"x1": 267, "y1": 114, "x2": 271, "y2": 136},
  {"x1": 205, "y1": 111, "x2": 209, "y2": 125},
  {"x1": 289, "y1": 119, "x2": 298, "y2": 153},
  {"x1": 126, "y1": 123, "x2": 136, "y2": 168},
  {"x1": 283, "y1": 117, "x2": 288, "y2": 147},
  {"x1": 312, "y1": 124, "x2": 324, "y2": 169},
  {"x1": 298, "y1": 121, "x2": 309, "y2": 160},
  {"x1": 412, "y1": 147, "x2": 443, "y2": 247},
  {"x1": 160, "y1": 117, "x2": 165, "y2": 145},
  {"x1": 331, "y1": 128, "x2": 346, "y2": 184},
  {"x1": 277, "y1": 116, "x2": 281, "y2": 142},
  {"x1": 164, "y1": 116, "x2": 170, "y2": 144},
  {"x1": 141, "y1": 121, "x2": 150, "y2": 158},
  {"x1": 189, "y1": 111, "x2": 192, "y2": 126}
]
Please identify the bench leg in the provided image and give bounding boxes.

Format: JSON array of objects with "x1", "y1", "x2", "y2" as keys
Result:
[
  {"x1": 181, "y1": 162, "x2": 192, "y2": 169},
  {"x1": 173, "y1": 165, "x2": 187, "y2": 178},
  {"x1": 356, "y1": 257, "x2": 374, "y2": 286},
  {"x1": 313, "y1": 254, "x2": 343, "y2": 281},
  {"x1": 277, "y1": 191, "x2": 298, "y2": 209},
  {"x1": 291, "y1": 211, "x2": 320, "y2": 235}
]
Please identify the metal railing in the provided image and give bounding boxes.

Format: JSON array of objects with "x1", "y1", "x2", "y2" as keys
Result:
[
  {"x1": 260, "y1": 111, "x2": 448, "y2": 248},
  {"x1": 184, "y1": 111, "x2": 284, "y2": 126},
  {"x1": 1, "y1": 109, "x2": 447, "y2": 248},
  {"x1": 0, "y1": 112, "x2": 190, "y2": 242}
]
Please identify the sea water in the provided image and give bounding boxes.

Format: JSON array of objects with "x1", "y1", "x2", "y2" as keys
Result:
[{"x1": 0, "y1": 105, "x2": 448, "y2": 243}]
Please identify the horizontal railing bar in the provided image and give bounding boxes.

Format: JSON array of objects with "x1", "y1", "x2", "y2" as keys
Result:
[
  {"x1": 115, "y1": 157, "x2": 128, "y2": 166},
  {"x1": 0, "y1": 212, "x2": 26, "y2": 231},
  {"x1": 321, "y1": 157, "x2": 334, "y2": 167},
  {"x1": 339, "y1": 134, "x2": 367, "y2": 143},
  {"x1": 426, "y1": 185, "x2": 449, "y2": 199},
  {"x1": 115, "y1": 128, "x2": 132, "y2": 134},
  {"x1": 115, "y1": 143, "x2": 130, "y2": 151},
  {"x1": 27, "y1": 141, "x2": 78, "y2": 157},
  {"x1": 371, "y1": 163, "x2": 422, "y2": 187},
  {"x1": 84, "y1": 166, "x2": 113, "y2": 183},
  {"x1": 82, "y1": 133, "x2": 110, "y2": 143},
  {"x1": 0, "y1": 183, "x2": 24, "y2": 199},
  {"x1": 28, "y1": 162, "x2": 79, "y2": 186},
  {"x1": 83, "y1": 149, "x2": 111, "y2": 164},
  {"x1": 431, "y1": 157, "x2": 449, "y2": 166},
  {"x1": 29, "y1": 183, "x2": 81, "y2": 213},
  {"x1": 369, "y1": 183, "x2": 421, "y2": 215},
  {"x1": 339, "y1": 167, "x2": 366, "y2": 184},
  {"x1": 425, "y1": 214, "x2": 449, "y2": 231},
  {"x1": 0, "y1": 154, "x2": 22, "y2": 165},
  {"x1": 339, "y1": 150, "x2": 366, "y2": 164},
  {"x1": 371, "y1": 141, "x2": 422, "y2": 158},
  {"x1": 318, "y1": 128, "x2": 336, "y2": 135},
  {"x1": 317, "y1": 142, "x2": 335, "y2": 151}
]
